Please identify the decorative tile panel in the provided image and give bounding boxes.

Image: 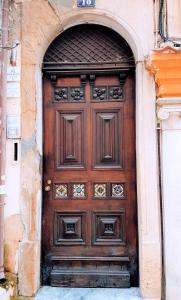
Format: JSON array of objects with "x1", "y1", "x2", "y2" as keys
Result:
[
  {"x1": 111, "y1": 183, "x2": 125, "y2": 198},
  {"x1": 73, "y1": 184, "x2": 85, "y2": 198},
  {"x1": 94, "y1": 184, "x2": 106, "y2": 198},
  {"x1": 55, "y1": 184, "x2": 68, "y2": 198}
]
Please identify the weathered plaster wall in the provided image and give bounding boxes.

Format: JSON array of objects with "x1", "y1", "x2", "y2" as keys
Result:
[
  {"x1": 4, "y1": 0, "x2": 22, "y2": 280},
  {"x1": 4, "y1": 0, "x2": 162, "y2": 299}
]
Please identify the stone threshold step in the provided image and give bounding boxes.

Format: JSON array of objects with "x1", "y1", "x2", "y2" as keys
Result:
[{"x1": 35, "y1": 287, "x2": 142, "y2": 300}]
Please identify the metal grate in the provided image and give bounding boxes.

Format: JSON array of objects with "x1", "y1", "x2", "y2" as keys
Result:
[{"x1": 44, "y1": 25, "x2": 134, "y2": 65}]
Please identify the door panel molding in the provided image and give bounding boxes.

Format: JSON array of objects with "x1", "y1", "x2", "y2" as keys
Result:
[{"x1": 55, "y1": 110, "x2": 85, "y2": 169}]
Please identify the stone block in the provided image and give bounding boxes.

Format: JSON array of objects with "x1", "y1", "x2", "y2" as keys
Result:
[{"x1": 18, "y1": 242, "x2": 40, "y2": 297}]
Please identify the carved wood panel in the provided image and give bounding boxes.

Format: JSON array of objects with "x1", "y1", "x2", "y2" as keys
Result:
[
  {"x1": 54, "y1": 212, "x2": 86, "y2": 245},
  {"x1": 55, "y1": 110, "x2": 85, "y2": 169},
  {"x1": 54, "y1": 87, "x2": 85, "y2": 102},
  {"x1": 93, "y1": 109, "x2": 122, "y2": 168},
  {"x1": 92, "y1": 86, "x2": 124, "y2": 101},
  {"x1": 93, "y1": 212, "x2": 125, "y2": 245}
]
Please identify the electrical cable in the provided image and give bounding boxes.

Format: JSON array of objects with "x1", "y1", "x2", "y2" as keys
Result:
[
  {"x1": 159, "y1": 0, "x2": 168, "y2": 41},
  {"x1": 0, "y1": 41, "x2": 19, "y2": 50}
]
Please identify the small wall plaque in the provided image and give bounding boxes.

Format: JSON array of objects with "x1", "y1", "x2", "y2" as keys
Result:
[
  {"x1": 7, "y1": 82, "x2": 20, "y2": 98},
  {"x1": 7, "y1": 67, "x2": 20, "y2": 82},
  {"x1": 77, "y1": 0, "x2": 95, "y2": 7},
  {"x1": 6, "y1": 115, "x2": 21, "y2": 139},
  {"x1": 0, "y1": 185, "x2": 6, "y2": 195}
]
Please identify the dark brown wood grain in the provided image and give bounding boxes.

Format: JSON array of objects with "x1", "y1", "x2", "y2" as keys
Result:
[{"x1": 42, "y1": 73, "x2": 138, "y2": 287}]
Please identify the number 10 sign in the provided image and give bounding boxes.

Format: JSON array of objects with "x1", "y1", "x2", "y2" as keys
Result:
[{"x1": 77, "y1": 0, "x2": 95, "y2": 7}]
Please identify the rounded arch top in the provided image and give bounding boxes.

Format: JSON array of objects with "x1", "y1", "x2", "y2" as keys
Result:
[
  {"x1": 41, "y1": 10, "x2": 144, "y2": 67},
  {"x1": 44, "y1": 24, "x2": 134, "y2": 67}
]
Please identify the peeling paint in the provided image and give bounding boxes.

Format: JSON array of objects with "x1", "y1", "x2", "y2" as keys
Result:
[
  {"x1": 4, "y1": 215, "x2": 23, "y2": 274},
  {"x1": 21, "y1": 134, "x2": 36, "y2": 157},
  {"x1": 21, "y1": 133, "x2": 42, "y2": 168}
]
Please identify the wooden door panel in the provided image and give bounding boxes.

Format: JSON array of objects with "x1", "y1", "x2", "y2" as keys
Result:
[
  {"x1": 93, "y1": 109, "x2": 122, "y2": 168},
  {"x1": 55, "y1": 110, "x2": 85, "y2": 169},
  {"x1": 54, "y1": 211, "x2": 126, "y2": 247},
  {"x1": 42, "y1": 73, "x2": 138, "y2": 287},
  {"x1": 92, "y1": 211, "x2": 125, "y2": 245},
  {"x1": 54, "y1": 212, "x2": 86, "y2": 245}
]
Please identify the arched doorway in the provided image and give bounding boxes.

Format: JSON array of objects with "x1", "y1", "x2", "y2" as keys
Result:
[{"x1": 42, "y1": 24, "x2": 138, "y2": 288}]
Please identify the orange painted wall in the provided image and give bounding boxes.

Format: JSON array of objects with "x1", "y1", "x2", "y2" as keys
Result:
[{"x1": 148, "y1": 47, "x2": 181, "y2": 98}]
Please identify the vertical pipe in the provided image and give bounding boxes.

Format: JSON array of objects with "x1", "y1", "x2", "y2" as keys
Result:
[
  {"x1": 154, "y1": 0, "x2": 159, "y2": 48},
  {"x1": 0, "y1": 0, "x2": 9, "y2": 281},
  {"x1": 157, "y1": 123, "x2": 165, "y2": 300},
  {"x1": 159, "y1": 0, "x2": 168, "y2": 42}
]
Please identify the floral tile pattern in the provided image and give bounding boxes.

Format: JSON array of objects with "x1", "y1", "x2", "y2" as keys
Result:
[
  {"x1": 112, "y1": 184, "x2": 124, "y2": 198},
  {"x1": 94, "y1": 184, "x2": 106, "y2": 197},
  {"x1": 73, "y1": 184, "x2": 85, "y2": 198},
  {"x1": 55, "y1": 184, "x2": 68, "y2": 198}
]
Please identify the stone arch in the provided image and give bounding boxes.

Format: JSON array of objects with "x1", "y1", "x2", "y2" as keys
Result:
[
  {"x1": 43, "y1": 24, "x2": 134, "y2": 66},
  {"x1": 19, "y1": 5, "x2": 161, "y2": 299},
  {"x1": 38, "y1": 9, "x2": 144, "y2": 66}
]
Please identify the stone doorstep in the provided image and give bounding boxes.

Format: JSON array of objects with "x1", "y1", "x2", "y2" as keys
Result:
[
  {"x1": 12, "y1": 297, "x2": 34, "y2": 300},
  {"x1": 35, "y1": 287, "x2": 142, "y2": 300},
  {"x1": 0, "y1": 287, "x2": 161, "y2": 300}
]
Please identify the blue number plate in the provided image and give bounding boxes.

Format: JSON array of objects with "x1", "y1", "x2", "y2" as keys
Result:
[{"x1": 77, "y1": 0, "x2": 95, "y2": 7}]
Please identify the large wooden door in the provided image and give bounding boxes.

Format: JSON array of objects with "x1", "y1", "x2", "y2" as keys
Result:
[{"x1": 42, "y1": 72, "x2": 138, "y2": 287}]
